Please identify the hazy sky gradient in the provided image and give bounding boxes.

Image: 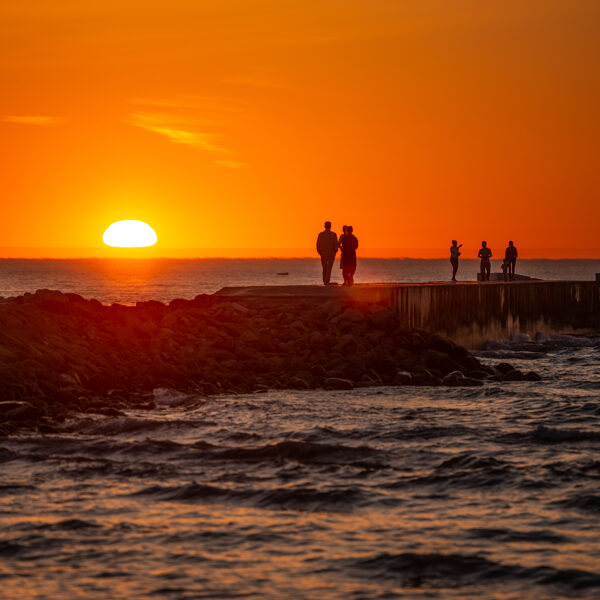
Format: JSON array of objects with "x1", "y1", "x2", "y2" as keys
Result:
[{"x1": 1, "y1": 1, "x2": 598, "y2": 256}]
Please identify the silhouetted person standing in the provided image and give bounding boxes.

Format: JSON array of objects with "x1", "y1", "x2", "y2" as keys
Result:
[
  {"x1": 450, "y1": 240, "x2": 462, "y2": 281},
  {"x1": 340, "y1": 225, "x2": 358, "y2": 286},
  {"x1": 505, "y1": 241, "x2": 518, "y2": 281},
  {"x1": 339, "y1": 225, "x2": 347, "y2": 273},
  {"x1": 478, "y1": 241, "x2": 492, "y2": 281},
  {"x1": 316, "y1": 221, "x2": 338, "y2": 285}
]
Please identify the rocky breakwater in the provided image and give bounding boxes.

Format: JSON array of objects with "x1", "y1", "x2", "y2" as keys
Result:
[{"x1": 0, "y1": 289, "x2": 540, "y2": 433}]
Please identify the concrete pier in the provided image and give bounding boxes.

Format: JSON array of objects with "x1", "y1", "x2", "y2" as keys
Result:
[{"x1": 216, "y1": 281, "x2": 600, "y2": 348}]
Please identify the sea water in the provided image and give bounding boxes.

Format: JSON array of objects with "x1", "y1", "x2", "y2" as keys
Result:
[
  {"x1": 1, "y1": 260, "x2": 600, "y2": 598},
  {"x1": 0, "y1": 258, "x2": 599, "y2": 304}
]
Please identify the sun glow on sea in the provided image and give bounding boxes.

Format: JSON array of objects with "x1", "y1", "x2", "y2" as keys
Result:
[{"x1": 103, "y1": 220, "x2": 158, "y2": 248}]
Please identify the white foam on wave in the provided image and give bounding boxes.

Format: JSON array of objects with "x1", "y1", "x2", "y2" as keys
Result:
[
  {"x1": 61, "y1": 415, "x2": 170, "y2": 435},
  {"x1": 485, "y1": 333, "x2": 600, "y2": 351},
  {"x1": 152, "y1": 388, "x2": 192, "y2": 406}
]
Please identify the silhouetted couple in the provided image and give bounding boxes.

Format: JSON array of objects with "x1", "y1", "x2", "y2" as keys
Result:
[
  {"x1": 316, "y1": 222, "x2": 358, "y2": 286},
  {"x1": 477, "y1": 240, "x2": 518, "y2": 281}
]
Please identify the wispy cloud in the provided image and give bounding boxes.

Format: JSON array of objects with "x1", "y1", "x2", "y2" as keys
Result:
[
  {"x1": 126, "y1": 112, "x2": 227, "y2": 152},
  {"x1": 126, "y1": 97, "x2": 247, "y2": 166},
  {"x1": 1, "y1": 115, "x2": 62, "y2": 126}
]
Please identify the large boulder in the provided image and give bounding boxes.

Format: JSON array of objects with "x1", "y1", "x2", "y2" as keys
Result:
[
  {"x1": 502, "y1": 369, "x2": 525, "y2": 381},
  {"x1": 420, "y1": 349, "x2": 460, "y2": 375},
  {"x1": 425, "y1": 333, "x2": 456, "y2": 355}
]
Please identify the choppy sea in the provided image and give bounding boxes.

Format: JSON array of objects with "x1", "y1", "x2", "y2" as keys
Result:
[{"x1": 1, "y1": 259, "x2": 600, "y2": 599}]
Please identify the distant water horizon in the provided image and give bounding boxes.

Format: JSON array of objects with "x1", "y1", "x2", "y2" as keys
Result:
[
  {"x1": 1, "y1": 257, "x2": 599, "y2": 305},
  {"x1": 2, "y1": 247, "x2": 600, "y2": 259}
]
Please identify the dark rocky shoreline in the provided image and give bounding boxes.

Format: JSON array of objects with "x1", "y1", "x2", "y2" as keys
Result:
[{"x1": 0, "y1": 289, "x2": 540, "y2": 434}]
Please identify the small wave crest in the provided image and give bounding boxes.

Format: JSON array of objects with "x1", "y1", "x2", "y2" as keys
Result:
[
  {"x1": 407, "y1": 452, "x2": 515, "y2": 489},
  {"x1": 467, "y1": 527, "x2": 569, "y2": 544},
  {"x1": 483, "y1": 333, "x2": 600, "y2": 355},
  {"x1": 132, "y1": 481, "x2": 365, "y2": 512},
  {"x1": 35, "y1": 518, "x2": 101, "y2": 531},
  {"x1": 345, "y1": 551, "x2": 600, "y2": 590},
  {"x1": 532, "y1": 425, "x2": 600, "y2": 444},
  {"x1": 152, "y1": 388, "x2": 199, "y2": 406},
  {"x1": 0, "y1": 447, "x2": 18, "y2": 463},
  {"x1": 555, "y1": 494, "x2": 600, "y2": 514},
  {"x1": 498, "y1": 425, "x2": 600, "y2": 446},
  {"x1": 59, "y1": 415, "x2": 215, "y2": 436},
  {"x1": 209, "y1": 440, "x2": 386, "y2": 468}
]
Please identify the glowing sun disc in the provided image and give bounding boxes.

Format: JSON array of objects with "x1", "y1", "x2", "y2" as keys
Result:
[{"x1": 103, "y1": 220, "x2": 158, "y2": 247}]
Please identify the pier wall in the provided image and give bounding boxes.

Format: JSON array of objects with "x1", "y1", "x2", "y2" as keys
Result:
[
  {"x1": 216, "y1": 282, "x2": 600, "y2": 348},
  {"x1": 384, "y1": 282, "x2": 599, "y2": 348}
]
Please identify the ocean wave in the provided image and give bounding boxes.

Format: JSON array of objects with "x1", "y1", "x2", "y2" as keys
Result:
[
  {"x1": 58, "y1": 458, "x2": 178, "y2": 480},
  {"x1": 5, "y1": 435, "x2": 190, "y2": 461},
  {"x1": 220, "y1": 430, "x2": 264, "y2": 442},
  {"x1": 497, "y1": 425, "x2": 600, "y2": 446},
  {"x1": 542, "y1": 458, "x2": 600, "y2": 483},
  {"x1": 380, "y1": 424, "x2": 477, "y2": 441},
  {"x1": 407, "y1": 452, "x2": 515, "y2": 489},
  {"x1": 131, "y1": 481, "x2": 365, "y2": 512},
  {"x1": 255, "y1": 486, "x2": 366, "y2": 511},
  {"x1": 466, "y1": 527, "x2": 570, "y2": 544},
  {"x1": 0, "y1": 447, "x2": 18, "y2": 463},
  {"x1": 532, "y1": 425, "x2": 600, "y2": 444},
  {"x1": 552, "y1": 402, "x2": 600, "y2": 417},
  {"x1": 132, "y1": 482, "x2": 236, "y2": 502},
  {"x1": 478, "y1": 350, "x2": 546, "y2": 360},
  {"x1": 209, "y1": 440, "x2": 386, "y2": 467},
  {"x1": 152, "y1": 388, "x2": 200, "y2": 406},
  {"x1": 34, "y1": 518, "x2": 101, "y2": 531},
  {"x1": 345, "y1": 551, "x2": 600, "y2": 590},
  {"x1": 0, "y1": 540, "x2": 25, "y2": 558},
  {"x1": 0, "y1": 483, "x2": 35, "y2": 495},
  {"x1": 555, "y1": 494, "x2": 600, "y2": 514},
  {"x1": 484, "y1": 333, "x2": 600, "y2": 354},
  {"x1": 59, "y1": 416, "x2": 216, "y2": 436},
  {"x1": 347, "y1": 551, "x2": 512, "y2": 585}
]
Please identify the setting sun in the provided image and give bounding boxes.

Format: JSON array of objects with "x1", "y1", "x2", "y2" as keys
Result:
[{"x1": 102, "y1": 220, "x2": 157, "y2": 248}]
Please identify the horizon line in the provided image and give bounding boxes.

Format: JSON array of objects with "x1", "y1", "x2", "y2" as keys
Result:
[{"x1": 1, "y1": 247, "x2": 600, "y2": 260}]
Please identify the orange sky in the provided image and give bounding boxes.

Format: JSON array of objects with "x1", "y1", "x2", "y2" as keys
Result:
[{"x1": 1, "y1": 1, "x2": 599, "y2": 258}]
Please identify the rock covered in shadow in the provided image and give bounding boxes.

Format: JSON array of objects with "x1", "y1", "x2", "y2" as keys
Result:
[{"x1": 0, "y1": 288, "x2": 537, "y2": 430}]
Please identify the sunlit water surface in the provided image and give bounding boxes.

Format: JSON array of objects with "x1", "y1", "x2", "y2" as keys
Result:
[
  {"x1": 1, "y1": 336, "x2": 600, "y2": 599},
  {"x1": 0, "y1": 258, "x2": 599, "y2": 304}
]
